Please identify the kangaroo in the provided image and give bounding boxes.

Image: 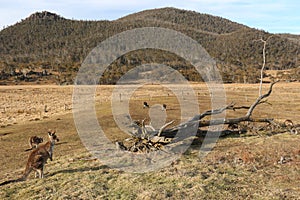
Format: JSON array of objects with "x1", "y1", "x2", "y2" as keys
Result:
[
  {"x1": 28, "y1": 136, "x2": 43, "y2": 149},
  {"x1": 284, "y1": 119, "x2": 294, "y2": 127},
  {"x1": 143, "y1": 101, "x2": 150, "y2": 108},
  {"x1": 23, "y1": 130, "x2": 59, "y2": 179},
  {"x1": 0, "y1": 130, "x2": 59, "y2": 186}
]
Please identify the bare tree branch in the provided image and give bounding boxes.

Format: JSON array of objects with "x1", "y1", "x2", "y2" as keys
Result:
[
  {"x1": 157, "y1": 120, "x2": 174, "y2": 137},
  {"x1": 254, "y1": 36, "x2": 273, "y2": 96},
  {"x1": 246, "y1": 80, "x2": 278, "y2": 118}
]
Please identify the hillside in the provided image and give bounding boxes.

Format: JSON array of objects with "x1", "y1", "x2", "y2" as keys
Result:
[{"x1": 0, "y1": 8, "x2": 299, "y2": 85}]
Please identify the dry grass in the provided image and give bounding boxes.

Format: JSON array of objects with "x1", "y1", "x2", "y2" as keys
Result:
[{"x1": 0, "y1": 83, "x2": 299, "y2": 199}]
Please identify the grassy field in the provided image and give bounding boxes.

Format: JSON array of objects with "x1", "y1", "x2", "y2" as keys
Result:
[{"x1": 0, "y1": 83, "x2": 299, "y2": 199}]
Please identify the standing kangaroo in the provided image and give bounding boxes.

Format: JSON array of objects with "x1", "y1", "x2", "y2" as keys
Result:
[
  {"x1": 23, "y1": 130, "x2": 59, "y2": 179},
  {"x1": 0, "y1": 130, "x2": 59, "y2": 186}
]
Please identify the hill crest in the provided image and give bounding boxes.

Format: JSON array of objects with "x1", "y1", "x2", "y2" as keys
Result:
[
  {"x1": 117, "y1": 7, "x2": 248, "y2": 34},
  {"x1": 25, "y1": 11, "x2": 65, "y2": 21}
]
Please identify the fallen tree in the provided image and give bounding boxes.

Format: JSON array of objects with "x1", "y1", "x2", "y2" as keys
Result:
[{"x1": 116, "y1": 81, "x2": 297, "y2": 153}]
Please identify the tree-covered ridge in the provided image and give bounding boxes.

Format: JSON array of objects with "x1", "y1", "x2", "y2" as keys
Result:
[
  {"x1": 117, "y1": 7, "x2": 247, "y2": 34},
  {"x1": 0, "y1": 7, "x2": 299, "y2": 85}
]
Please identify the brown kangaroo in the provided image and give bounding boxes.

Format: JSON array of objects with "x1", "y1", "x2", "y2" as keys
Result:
[
  {"x1": 0, "y1": 130, "x2": 59, "y2": 186},
  {"x1": 22, "y1": 130, "x2": 59, "y2": 179}
]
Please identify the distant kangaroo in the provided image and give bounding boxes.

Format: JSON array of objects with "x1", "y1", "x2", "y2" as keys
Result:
[
  {"x1": 0, "y1": 130, "x2": 59, "y2": 186},
  {"x1": 28, "y1": 136, "x2": 44, "y2": 150},
  {"x1": 284, "y1": 119, "x2": 294, "y2": 127},
  {"x1": 143, "y1": 101, "x2": 150, "y2": 108}
]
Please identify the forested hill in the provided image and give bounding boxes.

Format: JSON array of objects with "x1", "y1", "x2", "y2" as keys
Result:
[{"x1": 0, "y1": 7, "x2": 299, "y2": 85}]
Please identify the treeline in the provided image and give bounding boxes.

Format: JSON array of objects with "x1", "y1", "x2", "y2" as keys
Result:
[{"x1": 0, "y1": 8, "x2": 299, "y2": 85}]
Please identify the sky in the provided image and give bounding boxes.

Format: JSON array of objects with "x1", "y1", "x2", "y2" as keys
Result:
[{"x1": 0, "y1": 0, "x2": 299, "y2": 34}]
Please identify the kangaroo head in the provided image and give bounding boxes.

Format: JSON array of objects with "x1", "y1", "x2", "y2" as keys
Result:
[
  {"x1": 37, "y1": 136, "x2": 43, "y2": 143},
  {"x1": 48, "y1": 130, "x2": 59, "y2": 143}
]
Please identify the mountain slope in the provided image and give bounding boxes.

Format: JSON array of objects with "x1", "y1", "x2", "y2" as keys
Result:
[{"x1": 0, "y1": 8, "x2": 299, "y2": 84}]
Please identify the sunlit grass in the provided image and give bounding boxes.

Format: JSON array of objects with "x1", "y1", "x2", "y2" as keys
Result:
[{"x1": 0, "y1": 83, "x2": 299, "y2": 199}]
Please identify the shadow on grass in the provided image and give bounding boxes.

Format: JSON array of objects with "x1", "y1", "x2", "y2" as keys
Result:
[
  {"x1": 0, "y1": 131, "x2": 14, "y2": 136},
  {"x1": 49, "y1": 165, "x2": 110, "y2": 177},
  {"x1": 56, "y1": 141, "x2": 68, "y2": 146},
  {"x1": 186, "y1": 129, "x2": 259, "y2": 151}
]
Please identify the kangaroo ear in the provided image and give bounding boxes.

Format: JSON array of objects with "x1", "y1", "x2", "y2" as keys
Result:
[
  {"x1": 48, "y1": 131, "x2": 53, "y2": 136},
  {"x1": 48, "y1": 129, "x2": 56, "y2": 135}
]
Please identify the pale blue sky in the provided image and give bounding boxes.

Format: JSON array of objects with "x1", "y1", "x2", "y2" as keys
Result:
[{"x1": 0, "y1": 0, "x2": 299, "y2": 34}]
